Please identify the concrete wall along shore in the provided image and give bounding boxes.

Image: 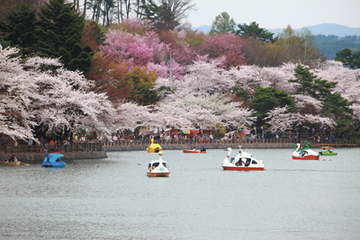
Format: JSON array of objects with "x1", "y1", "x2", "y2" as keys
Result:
[{"x1": 0, "y1": 151, "x2": 107, "y2": 162}]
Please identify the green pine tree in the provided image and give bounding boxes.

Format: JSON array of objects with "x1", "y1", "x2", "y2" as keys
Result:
[
  {"x1": 289, "y1": 64, "x2": 316, "y2": 95},
  {"x1": 290, "y1": 64, "x2": 354, "y2": 137},
  {"x1": 36, "y1": 0, "x2": 93, "y2": 73},
  {"x1": 248, "y1": 87, "x2": 296, "y2": 128},
  {"x1": 0, "y1": 3, "x2": 37, "y2": 57},
  {"x1": 322, "y1": 93, "x2": 354, "y2": 137}
]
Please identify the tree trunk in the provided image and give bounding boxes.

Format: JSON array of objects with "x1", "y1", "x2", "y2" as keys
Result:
[{"x1": 83, "y1": 0, "x2": 87, "y2": 16}]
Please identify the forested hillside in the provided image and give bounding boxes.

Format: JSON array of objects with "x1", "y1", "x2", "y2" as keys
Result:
[{"x1": 314, "y1": 35, "x2": 360, "y2": 60}]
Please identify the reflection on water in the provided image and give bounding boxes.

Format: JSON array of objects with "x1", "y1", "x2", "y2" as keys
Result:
[{"x1": 1, "y1": 148, "x2": 360, "y2": 240}]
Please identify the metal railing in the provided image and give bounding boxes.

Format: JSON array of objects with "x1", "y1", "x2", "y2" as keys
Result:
[{"x1": 103, "y1": 137, "x2": 358, "y2": 147}]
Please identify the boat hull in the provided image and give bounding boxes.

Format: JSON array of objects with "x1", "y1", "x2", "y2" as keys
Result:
[
  {"x1": 147, "y1": 172, "x2": 169, "y2": 177},
  {"x1": 182, "y1": 150, "x2": 206, "y2": 153},
  {"x1": 42, "y1": 162, "x2": 66, "y2": 168},
  {"x1": 5, "y1": 161, "x2": 21, "y2": 166},
  {"x1": 319, "y1": 152, "x2": 337, "y2": 156},
  {"x1": 292, "y1": 155, "x2": 319, "y2": 160},
  {"x1": 222, "y1": 166, "x2": 264, "y2": 171},
  {"x1": 146, "y1": 146, "x2": 161, "y2": 153}
]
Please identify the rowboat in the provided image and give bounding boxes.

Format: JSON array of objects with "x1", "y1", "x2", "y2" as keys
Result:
[
  {"x1": 292, "y1": 142, "x2": 320, "y2": 160},
  {"x1": 147, "y1": 152, "x2": 169, "y2": 177},
  {"x1": 222, "y1": 147, "x2": 265, "y2": 171},
  {"x1": 1, "y1": 161, "x2": 21, "y2": 166},
  {"x1": 42, "y1": 149, "x2": 66, "y2": 168},
  {"x1": 182, "y1": 148, "x2": 206, "y2": 153},
  {"x1": 146, "y1": 138, "x2": 162, "y2": 153},
  {"x1": 319, "y1": 146, "x2": 338, "y2": 156}
]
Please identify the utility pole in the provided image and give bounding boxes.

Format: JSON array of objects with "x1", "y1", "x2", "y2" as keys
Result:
[{"x1": 170, "y1": 53, "x2": 173, "y2": 93}]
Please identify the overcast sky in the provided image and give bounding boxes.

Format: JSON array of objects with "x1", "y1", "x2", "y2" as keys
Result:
[{"x1": 186, "y1": 0, "x2": 360, "y2": 29}]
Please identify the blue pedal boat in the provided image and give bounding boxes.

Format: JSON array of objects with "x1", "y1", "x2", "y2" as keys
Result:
[{"x1": 42, "y1": 149, "x2": 66, "y2": 168}]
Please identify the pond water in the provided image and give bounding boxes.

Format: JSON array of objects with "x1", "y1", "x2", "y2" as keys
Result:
[{"x1": 1, "y1": 148, "x2": 359, "y2": 240}]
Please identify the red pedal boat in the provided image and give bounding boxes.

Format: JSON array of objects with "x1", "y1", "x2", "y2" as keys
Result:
[{"x1": 182, "y1": 148, "x2": 206, "y2": 153}]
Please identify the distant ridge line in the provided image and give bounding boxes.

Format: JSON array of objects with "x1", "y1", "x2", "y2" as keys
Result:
[{"x1": 192, "y1": 23, "x2": 360, "y2": 37}]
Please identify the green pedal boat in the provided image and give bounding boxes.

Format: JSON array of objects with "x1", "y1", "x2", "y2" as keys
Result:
[{"x1": 319, "y1": 147, "x2": 338, "y2": 156}]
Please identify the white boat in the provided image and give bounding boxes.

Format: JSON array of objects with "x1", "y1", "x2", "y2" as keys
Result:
[
  {"x1": 292, "y1": 142, "x2": 319, "y2": 160},
  {"x1": 222, "y1": 147, "x2": 264, "y2": 171},
  {"x1": 147, "y1": 152, "x2": 170, "y2": 177}
]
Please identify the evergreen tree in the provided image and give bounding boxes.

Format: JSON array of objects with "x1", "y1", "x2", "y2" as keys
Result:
[
  {"x1": 248, "y1": 87, "x2": 296, "y2": 128},
  {"x1": 288, "y1": 64, "x2": 316, "y2": 95},
  {"x1": 0, "y1": 3, "x2": 37, "y2": 57},
  {"x1": 236, "y1": 22, "x2": 274, "y2": 43},
  {"x1": 36, "y1": 0, "x2": 93, "y2": 73},
  {"x1": 290, "y1": 64, "x2": 337, "y2": 100},
  {"x1": 335, "y1": 48, "x2": 360, "y2": 69},
  {"x1": 322, "y1": 92, "x2": 354, "y2": 137},
  {"x1": 290, "y1": 64, "x2": 354, "y2": 137}
]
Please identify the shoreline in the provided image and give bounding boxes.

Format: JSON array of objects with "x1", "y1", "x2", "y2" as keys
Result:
[
  {"x1": 0, "y1": 151, "x2": 107, "y2": 162},
  {"x1": 1, "y1": 142, "x2": 358, "y2": 162}
]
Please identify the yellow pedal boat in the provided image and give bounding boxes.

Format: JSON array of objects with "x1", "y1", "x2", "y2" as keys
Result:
[{"x1": 146, "y1": 139, "x2": 162, "y2": 153}]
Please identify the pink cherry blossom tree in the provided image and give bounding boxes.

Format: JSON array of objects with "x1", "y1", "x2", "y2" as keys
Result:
[
  {"x1": 100, "y1": 29, "x2": 170, "y2": 71},
  {"x1": 264, "y1": 107, "x2": 336, "y2": 134},
  {"x1": 153, "y1": 61, "x2": 254, "y2": 129},
  {"x1": 0, "y1": 46, "x2": 117, "y2": 142},
  {"x1": 147, "y1": 60, "x2": 184, "y2": 80},
  {"x1": 196, "y1": 33, "x2": 247, "y2": 69}
]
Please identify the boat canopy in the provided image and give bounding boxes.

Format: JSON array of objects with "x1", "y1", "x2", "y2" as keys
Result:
[{"x1": 148, "y1": 160, "x2": 167, "y2": 168}]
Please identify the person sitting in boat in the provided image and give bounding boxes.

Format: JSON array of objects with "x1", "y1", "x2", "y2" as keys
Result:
[
  {"x1": 7, "y1": 155, "x2": 17, "y2": 162},
  {"x1": 235, "y1": 160, "x2": 243, "y2": 166},
  {"x1": 193, "y1": 147, "x2": 196, "y2": 151},
  {"x1": 245, "y1": 159, "x2": 251, "y2": 167},
  {"x1": 200, "y1": 147, "x2": 206, "y2": 152},
  {"x1": 302, "y1": 151, "x2": 307, "y2": 157}
]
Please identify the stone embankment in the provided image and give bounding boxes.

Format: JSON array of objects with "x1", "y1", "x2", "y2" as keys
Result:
[{"x1": 0, "y1": 151, "x2": 107, "y2": 162}]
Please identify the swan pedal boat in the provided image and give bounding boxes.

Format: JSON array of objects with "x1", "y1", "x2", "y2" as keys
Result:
[
  {"x1": 319, "y1": 146, "x2": 337, "y2": 156},
  {"x1": 292, "y1": 142, "x2": 319, "y2": 160},
  {"x1": 222, "y1": 147, "x2": 264, "y2": 171},
  {"x1": 42, "y1": 149, "x2": 66, "y2": 168},
  {"x1": 146, "y1": 139, "x2": 162, "y2": 153},
  {"x1": 147, "y1": 152, "x2": 169, "y2": 177},
  {"x1": 182, "y1": 149, "x2": 206, "y2": 153}
]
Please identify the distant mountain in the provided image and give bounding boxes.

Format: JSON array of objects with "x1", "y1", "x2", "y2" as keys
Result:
[
  {"x1": 269, "y1": 24, "x2": 360, "y2": 37},
  {"x1": 192, "y1": 25, "x2": 212, "y2": 34},
  {"x1": 192, "y1": 23, "x2": 360, "y2": 37}
]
